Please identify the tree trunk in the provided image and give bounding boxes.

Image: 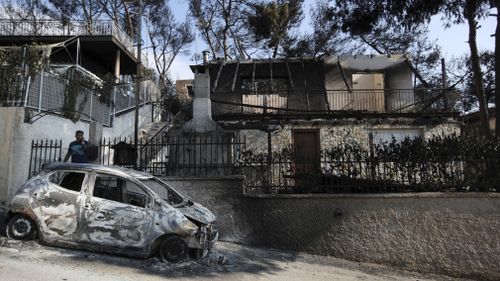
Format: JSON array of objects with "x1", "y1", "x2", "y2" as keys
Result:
[
  {"x1": 466, "y1": 0, "x2": 491, "y2": 136},
  {"x1": 495, "y1": 1, "x2": 500, "y2": 138}
]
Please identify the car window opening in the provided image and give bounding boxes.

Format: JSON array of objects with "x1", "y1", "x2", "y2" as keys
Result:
[
  {"x1": 93, "y1": 174, "x2": 147, "y2": 208},
  {"x1": 50, "y1": 171, "x2": 85, "y2": 192}
]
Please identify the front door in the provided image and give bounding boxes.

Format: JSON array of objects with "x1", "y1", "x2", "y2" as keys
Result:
[
  {"x1": 292, "y1": 130, "x2": 320, "y2": 190},
  {"x1": 80, "y1": 172, "x2": 153, "y2": 250}
]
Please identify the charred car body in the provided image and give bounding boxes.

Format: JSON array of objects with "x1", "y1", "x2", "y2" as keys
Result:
[{"x1": 6, "y1": 163, "x2": 218, "y2": 262}]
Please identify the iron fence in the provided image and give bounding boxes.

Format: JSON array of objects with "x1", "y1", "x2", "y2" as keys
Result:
[
  {"x1": 28, "y1": 136, "x2": 498, "y2": 194},
  {"x1": 238, "y1": 151, "x2": 500, "y2": 195},
  {"x1": 29, "y1": 139, "x2": 63, "y2": 178},
  {"x1": 100, "y1": 134, "x2": 246, "y2": 177}
]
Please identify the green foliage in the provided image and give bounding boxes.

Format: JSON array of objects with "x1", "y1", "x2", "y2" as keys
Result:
[
  {"x1": 0, "y1": 45, "x2": 47, "y2": 103},
  {"x1": 239, "y1": 133, "x2": 500, "y2": 192},
  {"x1": 61, "y1": 70, "x2": 113, "y2": 121},
  {"x1": 248, "y1": 0, "x2": 303, "y2": 57},
  {"x1": 451, "y1": 51, "x2": 496, "y2": 112},
  {"x1": 98, "y1": 73, "x2": 116, "y2": 104}
]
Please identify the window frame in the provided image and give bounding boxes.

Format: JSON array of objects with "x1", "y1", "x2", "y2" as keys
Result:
[
  {"x1": 90, "y1": 172, "x2": 153, "y2": 209},
  {"x1": 239, "y1": 77, "x2": 289, "y2": 94},
  {"x1": 47, "y1": 170, "x2": 88, "y2": 195},
  {"x1": 370, "y1": 127, "x2": 424, "y2": 145}
]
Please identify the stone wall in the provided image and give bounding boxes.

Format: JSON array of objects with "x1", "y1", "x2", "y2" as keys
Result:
[
  {"x1": 166, "y1": 177, "x2": 500, "y2": 281},
  {"x1": 240, "y1": 117, "x2": 461, "y2": 154}
]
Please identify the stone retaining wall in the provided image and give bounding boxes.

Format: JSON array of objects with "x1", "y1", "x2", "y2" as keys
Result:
[{"x1": 165, "y1": 177, "x2": 500, "y2": 281}]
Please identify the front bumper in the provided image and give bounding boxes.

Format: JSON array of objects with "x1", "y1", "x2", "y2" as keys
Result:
[{"x1": 188, "y1": 224, "x2": 218, "y2": 258}]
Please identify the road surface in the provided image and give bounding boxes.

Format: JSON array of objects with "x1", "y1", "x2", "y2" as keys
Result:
[{"x1": 0, "y1": 236, "x2": 472, "y2": 281}]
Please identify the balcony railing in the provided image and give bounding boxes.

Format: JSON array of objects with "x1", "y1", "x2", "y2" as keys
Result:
[
  {"x1": 0, "y1": 19, "x2": 146, "y2": 62},
  {"x1": 211, "y1": 88, "x2": 454, "y2": 115}
]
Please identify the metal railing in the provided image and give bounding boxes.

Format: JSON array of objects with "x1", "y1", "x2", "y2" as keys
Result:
[
  {"x1": 100, "y1": 134, "x2": 246, "y2": 177},
  {"x1": 212, "y1": 88, "x2": 454, "y2": 115},
  {"x1": 28, "y1": 137, "x2": 498, "y2": 195},
  {"x1": 0, "y1": 19, "x2": 147, "y2": 63},
  {"x1": 239, "y1": 152, "x2": 499, "y2": 195},
  {"x1": 29, "y1": 139, "x2": 62, "y2": 178},
  {"x1": 1, "y1": 70, "x2": 156, "y2": 126}
]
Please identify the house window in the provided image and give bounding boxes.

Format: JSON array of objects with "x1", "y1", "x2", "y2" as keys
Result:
[
  {"x1": 371, "y1": 128, "x2": 423, "y2": 146},
  {"x1": 240, "y1": 78, "x2": 288, "y2": 92},
  {"x1": 240, "y1": 78, "x2": 288, "y2": 113}
]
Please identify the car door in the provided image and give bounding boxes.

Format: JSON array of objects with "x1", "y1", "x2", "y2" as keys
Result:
[
  {"x1": 33, "y1": 170, "x2": 88, "y2": 244},
  {"x1": 79, "y1": 172, "x2": 153, "y2": 250}
]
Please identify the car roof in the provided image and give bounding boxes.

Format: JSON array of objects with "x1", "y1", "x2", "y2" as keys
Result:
[{"x1": 43, "y1": 162, "x2": 154, "y2": 180}]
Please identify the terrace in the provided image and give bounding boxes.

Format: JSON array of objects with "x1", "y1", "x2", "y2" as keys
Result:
[{"x1": 0, "y1": 19, "x2": 146, "y2": 74}]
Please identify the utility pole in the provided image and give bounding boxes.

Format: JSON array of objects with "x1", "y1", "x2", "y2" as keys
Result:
[
  {"x1": 134, "y1": 0, "x2": 143, "y2": 169},
  {"x1": 441, "y1": 58, "x2": 449, "y2": 111}
]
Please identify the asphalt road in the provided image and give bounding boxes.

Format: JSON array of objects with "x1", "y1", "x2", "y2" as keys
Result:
[{"x1": 0, "y1": 205, "x2": 472, "y2": 281}]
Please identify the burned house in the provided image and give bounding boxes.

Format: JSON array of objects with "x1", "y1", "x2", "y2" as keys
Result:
[{"x1": 187, "y1": 54, "x2": 460, "y2": 192}]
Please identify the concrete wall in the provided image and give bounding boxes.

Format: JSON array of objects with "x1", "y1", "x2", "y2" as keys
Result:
[
  {"x1": 0, "y1": 108, "x2": 21, "y2": 202},
  {"x1": 0, "y1": 107, "x2": 91, "y2": 202},
  {"x1": 0, "y1": 105, "x2": 152, "y2": 202},
  {"x1": 102, "y1": 104, "x2": 152, "y2": 139},
  {"x1": 166, "y1": 177, "x2": 500, "y2": 281}
]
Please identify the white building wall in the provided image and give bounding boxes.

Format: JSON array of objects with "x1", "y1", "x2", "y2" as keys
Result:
[
  {"x1": 0, "y1": 104, "x2": 153, "y2": 202},
  {"x1": 102, "y1": 104, "x2": 152, "y2": 139}
]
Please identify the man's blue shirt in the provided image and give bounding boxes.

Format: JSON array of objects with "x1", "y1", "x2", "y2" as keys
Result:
[{"x1": 68, "y1": 140, "x2": 89, "y2": 163}]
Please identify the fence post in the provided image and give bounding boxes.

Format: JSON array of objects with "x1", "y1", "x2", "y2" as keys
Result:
[
  {"x1": 28, "y1": 139, "x2": 35, "y2": 179},
  {"x1": 89, "y1": 92, "x2": 93, "y2": 120},
  {"x1": 38, "y1": 70, "x2": 44, "y2": 112},
  {"x1": 369, "y1": 132, "x2": 376, "y2": 180},
  {"x1": 23, "y1": 76, "x2": 31, "y2": 107}
]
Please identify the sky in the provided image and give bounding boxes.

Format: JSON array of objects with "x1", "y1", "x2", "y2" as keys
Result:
[{"x1": 163, "y1": 1, "x2": 497, "y2": 80}]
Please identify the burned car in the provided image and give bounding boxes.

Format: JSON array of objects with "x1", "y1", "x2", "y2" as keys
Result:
[{"x1": 6, "y1": 163, "x2": 218, "y2": 262}]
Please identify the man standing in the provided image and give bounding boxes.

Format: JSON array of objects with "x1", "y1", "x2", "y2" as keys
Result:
[{"x1": 63, "y1": 130, "x2": 89, "y2": 163}]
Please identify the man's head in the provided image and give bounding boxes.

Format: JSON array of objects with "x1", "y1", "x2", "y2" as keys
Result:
[{"x1": 75, "y1": 130, "x2": 84, "y2": 142}]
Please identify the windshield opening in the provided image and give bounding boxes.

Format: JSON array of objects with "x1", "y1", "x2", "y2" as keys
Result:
[{"x1": 140, "y1": 178, "x2": 184, "y2": 205}]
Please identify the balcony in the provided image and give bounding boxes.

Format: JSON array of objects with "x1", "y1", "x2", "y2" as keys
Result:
[
  {"x1": 211, "y1": 88, "x2": 456, "y2": 117},
  {"x1": 0, "y1": 19, "x2": 147, "y2": 64}
]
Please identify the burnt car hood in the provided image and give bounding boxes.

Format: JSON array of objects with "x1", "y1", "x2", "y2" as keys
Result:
[{"x1": 176, "y1": 201, "x2": 216, "y2": 225}]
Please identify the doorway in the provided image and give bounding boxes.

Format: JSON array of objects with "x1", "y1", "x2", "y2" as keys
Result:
[
  {"x1": 292, "y1": 130, "x2": 320, "y2": 190},
  {"x1": 352, "y1": 73, "x2": 385, "y2": 112}
]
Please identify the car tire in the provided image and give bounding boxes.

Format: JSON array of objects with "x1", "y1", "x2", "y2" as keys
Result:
[
  {"x1": 6, "y1": 214, "x2": 37, "y2": 240},
  {"x1": 159, "y1": 235, "x2": 187, "y2": 263}
]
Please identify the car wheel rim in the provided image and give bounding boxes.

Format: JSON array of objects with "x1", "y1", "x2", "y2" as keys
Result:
[
  {"x1": 161, "y1": 237, "x2": 187, "y2": 262},
  {"x1": 12, "y1": 218, "x2": 32, "y2": 238}
]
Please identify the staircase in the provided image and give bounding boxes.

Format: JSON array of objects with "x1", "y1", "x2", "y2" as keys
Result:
[
  {"x1": 140, "y1": 121, "x2": 169, "y2": 143},
  {"x1": 138, "y1": 121, "x2": 171, "y2": 171}
]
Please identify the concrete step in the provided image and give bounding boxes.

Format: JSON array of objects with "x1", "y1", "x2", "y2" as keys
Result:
[{"x1": 140, "y1": 122, "x2": 170, "y2": 143}]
